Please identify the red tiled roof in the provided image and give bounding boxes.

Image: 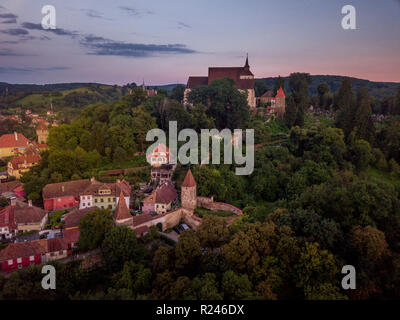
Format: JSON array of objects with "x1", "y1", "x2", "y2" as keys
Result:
[
  {"x1": 276, "y1": 87, "x2": 285, "y2": 98},
  {"x1": 261, "y1": 91, "x2": 274, "y2": 98},
  {"x1": 9, "y1": 154, "x2": 41, "y2": 170},
  {"x1": 131, "y1": 213, "x2": 156, "y2": 226},
  {"x1": 114, "y1": 192, "x2": 131, "y2": 221},
  {"x1": 0, "y1": 201, "x2": 46, "y2": 228},
  {"x1": 0, "y1": 133, "x2": 30, "y2": 148},
  {"x1": 42, "y1": 179, "x2": 91, "y2": 199},
  {"x1": 63, "y1": 228, "x2": 80, "y2": 244},
  {"x1": 0, "y1": 181, "x2": 22, "y2": 194},
  {"x1": 64, "y1": 207, "x2": 95, "y2": 229},
  {"x1": 0, "y1": 238, "x2": 67, "y2": 261},
  {"x1": 36, "y1": 122, "x2": 48, "y2": 131},
  {"x1": 187, "y1": 76, "x2": 208, "y2": 89},
  {"x1": 182, "y1": 169, "x2": 196, "y2": 187},
  {"x1": 80, "y1": 179, "x2": 131, "y2": 197},
  {"x1": 155, "y1": 182, "x2": 177, "y2": 204}
]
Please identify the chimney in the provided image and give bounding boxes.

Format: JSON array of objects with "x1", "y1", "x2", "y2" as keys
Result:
[
  {"x1": 10, "y1": 198, "x2": 17, "y2": 206},
  {"x1": 28, "y1": 200, "x2": 32, "y2": 207},
  {"x1": 14, "y1": 132, "x2": 18, "y2": 141},
  {"x1": 91, "y1": 176, "x2": 96, "y2": 182},
  {"x1": 62, "y1": 185, "x2": 65, "y2": 193},
  {"x1": 116, "y1": 179, "x2": 121, "y2": 183}
]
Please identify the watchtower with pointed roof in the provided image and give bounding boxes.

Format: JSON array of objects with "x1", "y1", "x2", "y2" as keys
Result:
[{"x1": 181, "y1": 169, "x2": 197, "y2": 210}]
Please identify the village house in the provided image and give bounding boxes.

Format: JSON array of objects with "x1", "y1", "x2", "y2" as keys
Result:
[
  {"x1": 0, "y1": 238, "x2": 68, "y2": 272},
  {"x1": 42, "y1": 179, "x2": 93, "y2": 211},
  {"x1": 258, "y1": 87, "x2": 286, "y2": 118},
  {"x1": 0, "y1": 132, "x2": 30, "y2": 158},
  {"x1": 142, "y1": 181, "x2": 178, "y2": 214},
  {"x1": 7, "y1": 153, "x2": 41, "y2": 179},
  {"x1": 150, "y1": 163, "x2": 176, "y2": 185},
  {"x1": 0, "y1": 181, "x2": 24, "y2": 200},
  {"x1": 79, "y1": 178, "x2": 131, "y2": 210},
  {"x1": 0, "y1": 199, "x2": 47, "y2": 240},
  {"x1": 184, "y1": 55, "x2": 256, "y2": 108},
  {"x1": 147, "y1": 143, "x2": 170, "y2": 167}
]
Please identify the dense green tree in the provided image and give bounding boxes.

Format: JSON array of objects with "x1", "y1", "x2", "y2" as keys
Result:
[
  {"x1": 254, "y1": 80, "x2": 269, "y2": 97},
  {"x1": 335, "y1": 78, "x2": 354, "y2": 136},
  {"x1": 187, "y1": 78, "x2": 249, "y2": 129},
  {"x1": 170, "y1": 84, "x2": 186, "y2": 103},
  {"x1": 175, "y1": 230, "x2": 202, "y2": 274},
  {"x1": 196, "y1": 215, "x2": 229, "y2": 248},
  {"x1": 101, "y1": 226, "x2": 147, "y2": 272},
  {"x1": 353, "y1": 87, "x2": 375, "y2": 144},
  {"x1": 78, "y1": 209, "x2": 114, "y2": 251}
]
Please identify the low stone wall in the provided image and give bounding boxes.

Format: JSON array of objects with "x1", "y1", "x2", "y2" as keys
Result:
[
  {"x1": 130, "y1": 208, "x2": 198, "y2": 232},
  {"x1": 198, "y1": 198, "x2": 242, "y2": 216},
  {"x1": 197, "y1": 196, "x2": 213, "y2": 207}
]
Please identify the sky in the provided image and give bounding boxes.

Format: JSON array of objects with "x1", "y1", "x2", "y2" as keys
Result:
[{"x1": 0, "y1": 0, "x2": 399, "y2": 85}]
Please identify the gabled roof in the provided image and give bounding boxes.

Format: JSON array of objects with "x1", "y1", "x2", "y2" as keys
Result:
[
  {"x1": 114, "y1": 192, "x2": 131, "y2": 221},
  {"x1": 0, "y1": 238, "x2": 67, "y2": 261},
  {"x1": 261, "y1": 90, "x2": 274, "y2": 98},
  {"x1": 42, "y1": 179, "x2": 91, "y2": 199},
  {"x1": 187, "y1": 76, "x2": 208, "y2": 89},
  {"x1": 182, "y1": 169, "x2": 196, "y2": 187},
  {"x1": 155, "y1": 182, "x2": 178, "y2": 204},
  {"x1": 275, "y1": 87, "x2": 285, "y2": 98},
  {"x1": 0, "y1": 133, "x2": 30, "y2": 148},
  {"x1": 79, "y1": 179, "x2": 131, "y2": 197},
  {"x1": 64, "y1": 207, "x2": 95, "y2": 229},
  {"x1": 9, "y1": 154, "x2": 41, "y2": 170},
  {"x1": 0, "y1": 181, "x2": 22, "y2": 194},
  {"x1": 63, "y1": 228, "x2": 80, "y2": 244},
  {"x1": 0, "y1": 201, "x2": 46, "y2": 228}
]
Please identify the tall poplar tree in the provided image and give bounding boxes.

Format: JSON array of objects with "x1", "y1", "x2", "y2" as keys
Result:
[{"x1": 335, "y1": 78, "x2": 354, "y2": 137}]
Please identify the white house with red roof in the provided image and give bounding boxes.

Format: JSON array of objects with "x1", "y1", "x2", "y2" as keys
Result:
[{"x1": 146, "y1": 143, "x2": 171, "y2": 167}]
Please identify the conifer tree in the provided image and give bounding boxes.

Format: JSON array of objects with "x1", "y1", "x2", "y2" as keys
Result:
[
  {"x1": 284, "y1": 95, "x2": 297, "y2": 128},
  {"x1": 335, "y1": 78, "x2": 354, "y2": 137},
  {"x1": 353, "y1": 87, "x2": 375, "y2": 143}
]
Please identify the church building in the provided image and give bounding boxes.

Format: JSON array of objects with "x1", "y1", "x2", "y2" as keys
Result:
[{"x1": 184, "y1": 55, "x2": 256, "y2": 108}]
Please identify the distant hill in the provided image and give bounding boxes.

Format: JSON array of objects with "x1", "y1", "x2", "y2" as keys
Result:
[
  {"x1": 0, "y1": 82, "x2": 110, "y2": 94},
  {"x1": 256, "y1": 75, "x2": 399, "y2": 101},
  {"x1": 1, "y1": 75, "x2": 398, "y2": 100}
]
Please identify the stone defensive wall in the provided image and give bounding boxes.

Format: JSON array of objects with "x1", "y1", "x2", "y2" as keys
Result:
[
  {"x1": 197, "y1": 196, "x2": 242, "y2": 215},
  {"x1": 130, "y1": 208, "x2": 201, "y2": 232}
]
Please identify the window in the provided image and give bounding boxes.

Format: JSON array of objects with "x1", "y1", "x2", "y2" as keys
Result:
[
  {"x1": 101, "y1": 198, "x2": 104, "y2": 202},
  {"x1": 8, "y1": 259, "x2": 13, "y2": 265},
  {"x1": 29, "y1": 256, "x2": 34, "y2": 261},
  {"x1": 108, "y1": 205, "x2": 112, "y2": 209},
  {"x1": 95, "y1": 199, "x2": 98, "y2": 203},
  {"x1": 17, "y1": 258, "x2": 22, "y2": 263},
  {"x1": 108, "y1": 198, "x2": 111, "y2": 202}
]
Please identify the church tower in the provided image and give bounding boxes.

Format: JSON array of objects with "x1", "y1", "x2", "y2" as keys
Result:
[{"x1": 181, "y1": 169, "x2": 196, "y2": 210}]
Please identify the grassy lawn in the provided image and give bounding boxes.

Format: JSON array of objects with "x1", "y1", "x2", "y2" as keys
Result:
[{"x1": 194, "y1": 207, "x2": 235, "y2": 218}]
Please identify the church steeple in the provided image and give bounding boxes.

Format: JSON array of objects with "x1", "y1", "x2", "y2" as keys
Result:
[{"x1": 244, "y1": 53, "x2": 249, "y2": 69}]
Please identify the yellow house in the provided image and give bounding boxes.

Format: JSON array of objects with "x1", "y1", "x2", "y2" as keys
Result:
[
  {"x1": 0, "y1": 132, "x2": 30, "y2": 158},
  {"x1": 7, "y1": 153, "x2": 42, "y2": 179}
]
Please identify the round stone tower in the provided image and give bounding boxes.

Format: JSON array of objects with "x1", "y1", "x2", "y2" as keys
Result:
[{"x1": 181, "y1": 169, "x2": 196, "y2": 210}]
